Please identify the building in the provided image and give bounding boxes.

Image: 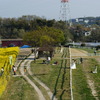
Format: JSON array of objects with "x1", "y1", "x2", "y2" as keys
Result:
[
  {"x1": 83, "y1": 31, "x2": 91, "y2": 36},
  {"x1": 1, "y1": 39, "x2": 23, "y2": 47}
]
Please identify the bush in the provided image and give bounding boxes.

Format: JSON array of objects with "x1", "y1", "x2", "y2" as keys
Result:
[
  {"x1": 96, "y1": 45, "x2": 100, "y2": 50},
  {"x1": 0, "y1": 47, "x2": 19, "y2": 96},
  {"x1": 81, "y1": 43, "x2": 86, "y2": 47}
]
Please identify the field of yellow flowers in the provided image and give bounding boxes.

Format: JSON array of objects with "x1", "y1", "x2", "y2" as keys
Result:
[{"x1": 0, "y1": 47, "x2": 19, "y2": 96}]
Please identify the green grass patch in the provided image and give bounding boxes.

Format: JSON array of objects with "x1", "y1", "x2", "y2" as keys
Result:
[
  {"x1": 78, "y1": 47, "x2": 100, "y2": 99},
  {"x1": 28, "y1": 74, "x2": 50, "y2": 100},
  {"x1": 0, "y1": 76, "x2": 38, "y2": 100},
  {"x1": 72, "y1": 63, "x2": 95, "y2": 100},
  {"x1": 31, "y1": 48, "x2": 71, "y2": 100},
  {"x1": 76, "y1": 47, "x2": 100, "y2": 54},
  {"x1": 84, "y1": 58, "x2": 100, "y2": 99},
  {"x1": 76, "y1": 47, "x2": 94, "y2": 53}
]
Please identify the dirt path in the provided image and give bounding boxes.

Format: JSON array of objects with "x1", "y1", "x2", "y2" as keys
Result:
[
  {"x1": 26, "y1": 54, "x2": 57, "y2": 100},
  {"x1": 82, "y1": 63, "x2": 99, "y2": 100},
  {"x1": 70, "y1": 48, "x2": 99, "y2": 100},
  {"x1": 18, "y1": 52, "x2": 57, "y2": 100},
  {"x1": 71, "y1": 48, "x2": 88, "y2": 57},
  {"x1": 19, "y1": 57, "x2": 46, "y2": 100}
]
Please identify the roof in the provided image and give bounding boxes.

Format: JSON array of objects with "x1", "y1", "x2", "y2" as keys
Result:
[
  {"x1": 37, "y1": 47, "x2": 54, "y2": 51},
  {"x1": 1, "y1": 39, "x2": 23, "y2": 41}
]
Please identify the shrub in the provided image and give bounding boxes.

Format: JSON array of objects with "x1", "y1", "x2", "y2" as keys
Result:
[{"x1": 0, "y1": 47, "x2": 19, "y2": 96}]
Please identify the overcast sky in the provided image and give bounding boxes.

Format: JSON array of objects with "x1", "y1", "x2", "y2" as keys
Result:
[{"x1": 0, "y1": 0, "x2": 100, "y2": 20}]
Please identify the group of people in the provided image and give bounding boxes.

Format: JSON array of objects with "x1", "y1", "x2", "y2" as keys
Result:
[
  {"x1": 52, "y1": 61, "x2": 58, "y2": 65},
  {"x1": 0, "y1": 65, "x2": 16, "y2": 76},
  {"x1": 42, "y1": 57, "x2": 51, "y2": 64},
  {"x1": 0, "y1": 65, "x2": 27, "y2": 76},
  {"x1": 42, "y1": 56, "x2": 58, "y2": 65},
  {"x1": 12, "y1": 65, "x2": 27, "y2": 75},
  {"x1": 0, "y1": 65, "x2": 17, "y2": 76}
]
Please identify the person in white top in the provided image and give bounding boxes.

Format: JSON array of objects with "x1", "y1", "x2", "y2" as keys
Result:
[{"x1": 47, "y1": 57, "x2": 51, "y2": 64}]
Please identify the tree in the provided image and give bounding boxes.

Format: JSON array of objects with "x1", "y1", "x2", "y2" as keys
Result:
[
  {"x1": 53, "y1": 21, "x2": 73, "y2": 43},
  {"x1": 87, "y1": 29, "x2": 100, "y2": 42},
  {"x1": 23, "y1": 26, "x2": 65, "y2": 47}
]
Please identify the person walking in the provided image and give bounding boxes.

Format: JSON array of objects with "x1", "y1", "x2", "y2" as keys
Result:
[
  {"x1": 94, "y1": 50, "x2": 97, "y2": 55},
  {"x1": 80, "y1": 58, "x2": 83, "y2": 63},
  {"x1": 12, "y1": 65, "x2": 16, "y2": 75},
  {"x1": 24, "y1": 67, "x2": 27, "y2": 75}
]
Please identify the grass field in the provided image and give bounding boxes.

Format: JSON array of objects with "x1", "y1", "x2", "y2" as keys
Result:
[
  {"x1": 76, "y1": 47, "x2": 100, "y2": 54},
  {"x1": 30, "y1": 47, "x2": 100, "y2": 100},
  {"x1": 72, "y1": 47, "x2": 100, "y2": 100},
  {"x1": 84, "y1": 58, "x2": 100, "y2": 99},
  {"x1": 0, "y1": 47, "x2": 100, "y2": 100},
  {"x1": 0, "y1": 47, "x2": 19, "y2": 96},
  {"x1": 0, "y1": 76, "x2": 38, "y2": 100},
  {"x1": 72, "y1": 62, "x2": 95, "y2": 100},
  {"x1": 30, "y1": 48, "x2": 71, "y2": 100},
  {"x1": 0, "y1": 48, "x2": 34, "y2": 100}
]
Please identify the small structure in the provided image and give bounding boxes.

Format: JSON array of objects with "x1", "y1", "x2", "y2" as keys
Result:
[
  {"x1": 37, "y1": 47, "x2": 54, "y2": 59},
  {"x1": 1, "y1": 39, "x2": 23, "y2": 47},
  {"x1": 20, "y1": 45, "x2": 31, "y2": 48}
]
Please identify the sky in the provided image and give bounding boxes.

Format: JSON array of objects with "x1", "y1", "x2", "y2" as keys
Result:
[{"x1": 0, "y1": 0, "x2": 100, "y2": 20}]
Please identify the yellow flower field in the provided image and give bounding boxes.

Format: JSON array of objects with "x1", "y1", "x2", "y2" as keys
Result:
[{"x1": 0, "y1": 47, "x2": 19, "y2": 96}]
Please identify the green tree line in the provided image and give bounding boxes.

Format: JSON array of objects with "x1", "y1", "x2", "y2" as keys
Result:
[{"x1": 0, "y1": 15, "x2": 100, "y2": 45}]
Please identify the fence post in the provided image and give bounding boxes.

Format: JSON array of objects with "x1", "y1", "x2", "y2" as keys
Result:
[{"x1": 69, "y1": 46, "x2": 74, "y2": 100}]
